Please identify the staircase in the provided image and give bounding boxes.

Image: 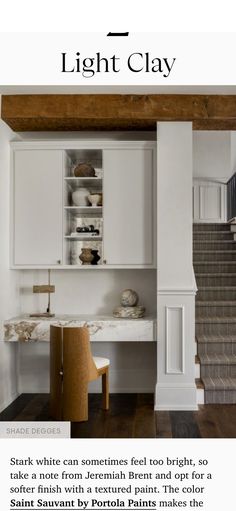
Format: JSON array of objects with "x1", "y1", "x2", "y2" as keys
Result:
[{"x1": 193, "y1": 223, "x2": 236, "y2": 404}]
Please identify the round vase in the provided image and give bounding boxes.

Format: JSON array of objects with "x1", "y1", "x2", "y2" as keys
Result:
[
  {"x1": 72, "y1": 187, "x2": 90, "y2": 206},
  {"x1": 88, "y1": 194, "x2": 100, "y2": 207},
  {"x1": 73, "y1": 163, "x2": 95, "y2": 177},
  {"x1": 91, "y1": 250, "x2": 101, "y2": 265},
  {"x1": 79, "y1": 248, "x2": 94, "y2": 265}
]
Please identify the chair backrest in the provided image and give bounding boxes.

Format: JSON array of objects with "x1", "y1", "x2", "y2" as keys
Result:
[{"x1": 50, "y1": 325, "x2": 99, "y2": 419}]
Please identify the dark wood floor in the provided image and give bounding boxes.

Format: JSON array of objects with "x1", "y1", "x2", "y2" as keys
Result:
[{"x1": 1, "y1": 393, "x2": 236, "y2": 438}]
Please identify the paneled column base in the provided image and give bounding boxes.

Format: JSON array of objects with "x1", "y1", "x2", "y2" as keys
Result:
[{"x1": 154, "y1": 383, "x2": 198, "y2": 411}]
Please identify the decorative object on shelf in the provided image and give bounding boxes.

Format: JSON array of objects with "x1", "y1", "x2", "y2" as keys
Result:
[
  {"x1": 113, "y1": 305, "x2": 145, "y2": 319},
  {"x1": 73, "y1": 163, "x2": 96, "y2": 177},
  {"x1": 30, "y1": 270, "x2": 55, "y2": 318},
  {"x1": 91, "y1": 249, "x2": 100, "y2": 265},
  {"x1": 72, "y1": 187, "x2": 90, "y2": 206},
  {"x1": 76, "y1": 225, "x2": 100, "y2": 235},
  {"x1": 113, "y1": 288, "x2": 145, "y2": 318},
  {"x1": 88, "y1": 193, "x2": 102, "y2": 207},
  {"x1": 79, "y1": 248, "x2": 94, "y2": 265},
  {"x1": 121, "y1": 288, "x2": 139, "y2": 307},
  {"x1": 76, "y1": 226, "x2": 90, "y2": 233}
]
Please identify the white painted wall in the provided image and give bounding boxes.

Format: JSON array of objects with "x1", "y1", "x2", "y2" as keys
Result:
[
  {"x1": 18, "y1": 268, "x2": 157, "y2": 393},
  {"x1": 156, "y1": 122, "x2": 197, "y2": 410},
  {"x1": 13, "y1": 132, "x2": 157, "y2": 394},
  {"x1": 193, "y1": 131, "x2": 232, "y2": 180},
  {"x1": 19, "y1": 269, "x2": 156, "y2": 316},
  {"x1": 193, "y1": 131, "x2": 232, "y2": 223},
  {"x1": 157, "y1": 123, "x2": 193, "y2": 289},
  {"x1": 0, "y1": 116, "x2": 21, "y2": 411},
  {"x1": 230, "y1": 131, "x2": 236, "y2": 172}
]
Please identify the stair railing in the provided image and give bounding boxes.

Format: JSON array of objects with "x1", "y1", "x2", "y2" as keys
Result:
[{"x1": 227, "y1": 171, "x2": 236, "y2": 221}]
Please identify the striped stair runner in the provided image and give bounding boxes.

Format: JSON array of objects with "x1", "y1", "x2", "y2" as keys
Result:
[{"x1": 193, "y1": 223, "x2": 236, "y2": 404}]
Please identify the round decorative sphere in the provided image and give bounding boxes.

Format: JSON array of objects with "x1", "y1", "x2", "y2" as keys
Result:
[{"x1": 121, "y1": 289, "x2": 139, "y2": 307}]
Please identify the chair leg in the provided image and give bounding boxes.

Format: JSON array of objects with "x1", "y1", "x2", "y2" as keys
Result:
[{"x1": 102, "y1": 367, "x2": 109, "y2": 410}]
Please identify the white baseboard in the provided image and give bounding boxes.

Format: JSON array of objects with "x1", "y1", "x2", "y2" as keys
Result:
[
  {"x1": 0, "y1": 391, "x2": 19, "y2": 413},
  {"x1": 154, "y1": 384, "x2": 198, "y2": 411},
  {"x1": 197, "y1": 388, "x2": 205, "y2": 405}
]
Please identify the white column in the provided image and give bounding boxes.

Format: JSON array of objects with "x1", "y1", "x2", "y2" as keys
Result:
[{"x1": 155, "y1": 122, "x2": 197, "y2": 410}]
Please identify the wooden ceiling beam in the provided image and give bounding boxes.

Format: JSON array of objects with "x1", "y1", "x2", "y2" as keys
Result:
[{"x1": 2, "y1": 94, "x2": 236, "y2": 131}]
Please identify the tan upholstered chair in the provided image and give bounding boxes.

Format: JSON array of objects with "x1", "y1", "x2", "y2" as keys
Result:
[{"x1": 50, "y1": 325, "x2": 110, "y2": 422}]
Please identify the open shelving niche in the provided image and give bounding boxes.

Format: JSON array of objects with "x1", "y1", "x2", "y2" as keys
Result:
[{"x1": 63, "y1": 149, "x2": 103, "y2": 267}]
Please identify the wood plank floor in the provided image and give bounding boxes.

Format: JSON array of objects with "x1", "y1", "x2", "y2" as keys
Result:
[{"x1": 1, "y1": 394, "x2": 236, "y2": 438}]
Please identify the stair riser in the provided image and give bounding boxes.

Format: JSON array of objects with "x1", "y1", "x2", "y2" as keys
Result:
[
  {"x1": 193, "y1": 224, "x2": 230, "y2": 231},
  {"x1": 194, "y1": 242, "x2": 236, "y2": 250},
  {"x1": 196, "y1": 276, "x2": 236, "y2": 286},
  {"x1": 196, "y1": 289, "x2": 236, "y2": 301},
  {"x1": 196, "y1": 305, "x2": 236, "y2": 317},
  {"x1": 201, "y1": 365, "x2": 236, "y2": 378},
  {"x1": 196, "y1": 323, "x2": 236, "y2": 335},
  {"x1": 205, "y1": 390, "x2": 236, "y2": 404},
  {"x1": 193, "y1": 233, "x2": 233, "y2": 240},
  {"x1": 194, "y1": 252, "x2": 236, "y2": 261},
  {"x1": 193, "y1": 264, "x2": 236, "y2": 273},
  {"x1": 198, "y1": 342, "x2": 236, "y2": 356}
]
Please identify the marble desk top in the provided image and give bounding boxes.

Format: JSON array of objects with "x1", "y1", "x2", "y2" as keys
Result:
[{"x1": 4, "y1": 314, "x2": 156, "y2": 343}]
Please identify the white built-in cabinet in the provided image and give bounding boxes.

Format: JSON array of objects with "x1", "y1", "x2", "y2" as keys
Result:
[
  {"x1": 103, "y1": 149, "x2": 154, "y2": 265},
  {"x1": 13, "y1": 150, "x2": 63, "y2": 266},
  {"x1": 11, "y1": 141, "x2": 156, "y2": 269}
]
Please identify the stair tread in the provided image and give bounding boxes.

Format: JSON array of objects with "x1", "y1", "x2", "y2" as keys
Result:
[
  {"x1": 197, "y1": 334, "x2": 236, "y2": 343},
  {"x1": 197, "y1": 286, "x2": 236, "y2": 290},
  {"x1": 195, "y1": 273, "x2": 236, "y2": 276},
  {"x1": 199, "y1": 354, "x2": 236, "y2": 364},
  {"x1": 194, "y1": 240, "x2": 236, "y2": 243},
  {"x1": 193, "y1": 223, "x2": 230, "y2": 225},
  {"x1": 195, "y1": 378, "x2": 204, "y2": 389},
  {"x1": 196, "y1": 316, "x2": 236, "y2": 323},
  {"x1": 193, "y1": 231, "x2": 233, "y2": 234},
  {"x1": 196, "y1": 301, "x2": 236, "y2": 305},
  {"x1": 202, "y1": 377, "x2": 236, "y2": 390},
  {"x1": 194, "y1": 261, "x2": 236, "y2": 264},
  {"x1": 194, "y1": 250, "x2": 236, "y2": 253}
]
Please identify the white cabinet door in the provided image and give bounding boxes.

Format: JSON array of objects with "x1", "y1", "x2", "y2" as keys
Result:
[
  {"x1": 13, "y1": 150, "x2": 63, "y2": 265},
  {"x1": 103, "y1": 149, "x2": 154, "y2": 266}
]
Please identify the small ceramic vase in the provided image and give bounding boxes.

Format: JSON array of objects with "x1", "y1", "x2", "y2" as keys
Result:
[
  {"x1": 91, "y1": 250, "x2": 101, "y2": 265},
  {"x1": 79, "y1": 248, "x2": 94, "y2": 265},
  {"x1": 72, "y1": 187, "x2": 89, "y2": 206},
  {"x1": 88, "y1": 194, "x2": 101, "y2": 207}
]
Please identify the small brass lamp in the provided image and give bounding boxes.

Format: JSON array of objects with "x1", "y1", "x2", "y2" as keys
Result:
[{"x1": 30, "y1": 270, "x2": 55, "y2": 317}]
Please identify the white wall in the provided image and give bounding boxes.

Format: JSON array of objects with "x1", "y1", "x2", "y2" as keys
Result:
[
  {"x1": 193, "y1": 131, "x2": 232, "y2": 180},
  {"x1": 156, "y1": 122, "x2": 197, "y2": 410},
  {"x1": 19, "y1": 269, "x2": 156, "y2": 316},
  {"x1": 230, "y1": 131, "x2": 236, "y2": 172},
  {"x1": 11, "y1": 131, "x2": 157, "y2": 395},
  {"x1": 17, "y1": 268, "x2": 157, "y2": 393},
  {"x1": 157, "y1": 123, "x2": 193, "y2": 289},
  {"x1": 0, "y1": 117, "x2": 21, "y2": 411}
]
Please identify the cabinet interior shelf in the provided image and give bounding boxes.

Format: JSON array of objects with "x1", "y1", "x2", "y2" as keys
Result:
[
  {"x1": 64, "y1": 206, "x2": 103, "y2": 216},
  {"x1": 64, "y1": 177, "x2": 102, "y2": 182},
  {"x1": 64, "y1": 235, "x2": 102, "y2": 241}
]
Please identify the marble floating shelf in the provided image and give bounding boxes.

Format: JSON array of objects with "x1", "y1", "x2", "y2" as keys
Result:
[{"x1": 4, "y1": 315, "x2": 156, "y2": 343}]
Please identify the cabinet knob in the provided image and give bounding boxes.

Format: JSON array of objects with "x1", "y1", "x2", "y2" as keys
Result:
[
  {"x1": 103, "y1": 259, "x2": 107, "y2": 265},
  {"x1": 57, "y1": 259, "x2": 61, "y2": 265}
]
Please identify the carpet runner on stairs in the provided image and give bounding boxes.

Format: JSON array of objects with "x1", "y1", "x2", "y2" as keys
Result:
[{"x1": 193, "y1": 223, "x2": 236, "y2": 404}]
